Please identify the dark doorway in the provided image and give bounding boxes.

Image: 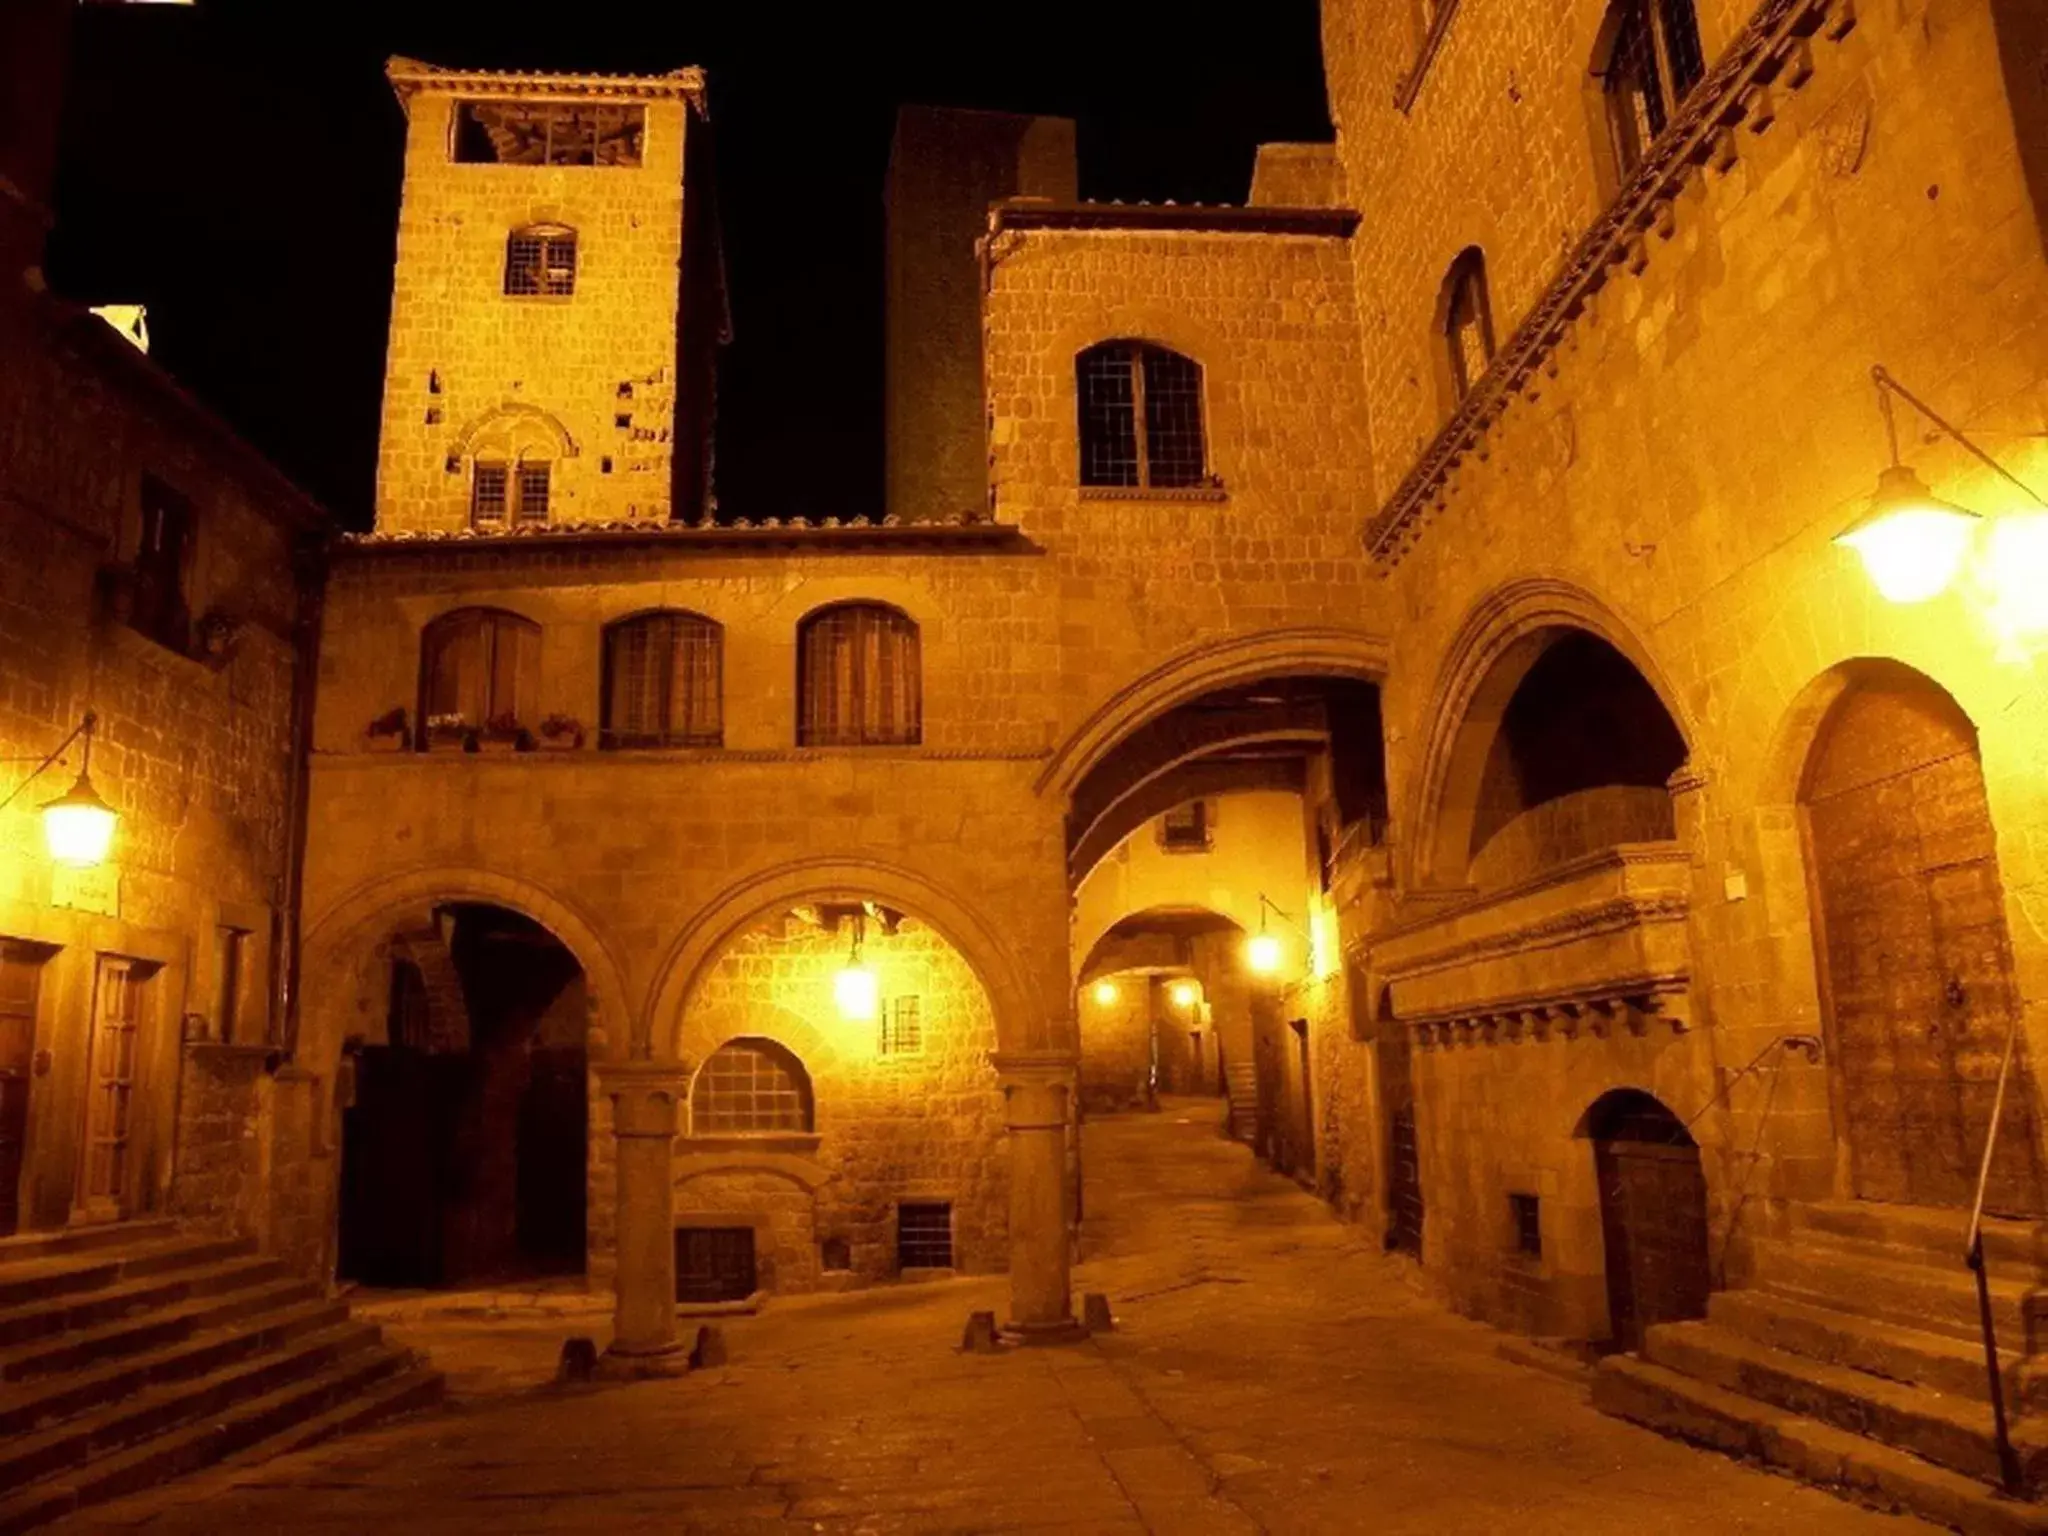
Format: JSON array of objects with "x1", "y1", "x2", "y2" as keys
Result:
[
  {"x1": 1803, "y1": 667, "x2": 2045, "y2": 1215},
  {"x1": 1188, "y1": 1030, "x2": 1204, "y2": 1088},
  {"x1": 676, "y1": 1227, "x2": 757, "y2": 1303},
  {"x1": 1590, "y1": 1089, "x2": 1710, "y2": 1352},
  {"x1": 0, "y1": 942, "x2": 51, "y2": 1237},
  {"x1": 338, "y1": 904, "x2": 588, "y2": 1289},
  {"x1": 1377, "y1": 992, "x2": 1424, "y2": 1257},
  {"x1": 1291, "y1": 1017, "x2": 1315, "y2": 1182}
]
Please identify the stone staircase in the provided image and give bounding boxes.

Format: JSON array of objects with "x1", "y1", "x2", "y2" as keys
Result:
[
  {"x1": 1595, "y1": 1200, "x2": 2048, "y2": 1535},
  {"x1": 0, "y1": 1219, "x2": 442, "y2": 1532},
  {"x1": 1223, "y1": 1062, "x2": 1258, "y2": 1144}
]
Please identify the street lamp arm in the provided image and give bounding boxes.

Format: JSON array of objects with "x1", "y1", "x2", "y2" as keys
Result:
[
  {"x1": 0, "y1": 711, "x2": 96, "y2": 814},
  {"x1": 1873, "y1": 366, "x2": 2048, "y2": 508}
]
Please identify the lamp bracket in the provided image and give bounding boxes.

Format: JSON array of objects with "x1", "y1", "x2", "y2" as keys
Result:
[
  {"x1": 0, "y1": 711, "x2": 97, "y2": 814},
  {"x1": 1872, "y1": 366, "x2": 2048, "y2": 508}
]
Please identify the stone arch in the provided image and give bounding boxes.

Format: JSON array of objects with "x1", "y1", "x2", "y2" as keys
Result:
[
  {"x1": 1038, "y1": 626, "x2": 1392, "y2": 800},
  {"x1": 647, "y1": 856, "x2": 1048, "y2": 1060},
  {"x1": 298, "y1": 864, "x2": 632, "y2": 1074},
  {"x1": 449, "y1": 402, "x2": 579, "y2": 462},
  {"x1": 1405, "y1": 577, "x2": 1692, "y2": 890}
]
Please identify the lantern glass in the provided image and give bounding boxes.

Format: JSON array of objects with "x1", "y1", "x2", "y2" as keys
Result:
[
  {"x1": 1091, "y1": 979, "x2": 1118, "y2": 1007},
  {"x1": 834, "y1": 962, "x2": 879, "y2": 1021},
  {"x1": 1836, "y1": 465, "x2": 1980, "y2": 604},
  {"x1": 42, "y1": 773, "x2": 116, "y2": 868},
  {"x1": 1168, "y1": 979, "x2": 1200, "y2": 1010},
  {"x1": 1245, "y1": 931, "x2": 1284, "y2": 975}
]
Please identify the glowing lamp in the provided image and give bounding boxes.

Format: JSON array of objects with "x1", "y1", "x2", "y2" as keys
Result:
[
  {"x1": 1168, "y1": 979, "x2": 1200, "y2": 1010},
  {"x1": 1091, "y1": 979, "x2": 1118, "y2": 1007},
  {"x1": 1245, "y1": 931, "x2": 1283, "y2": 976},
  {"x1": 833, "y1": 961, "x2": 878, "y2": 1021},
  {"x1": 43, "y1": 772, "x2": 117, "y2": 868},
  {"x1": 1835, "y1": 465, "x2": 1980, "y2": 604}
]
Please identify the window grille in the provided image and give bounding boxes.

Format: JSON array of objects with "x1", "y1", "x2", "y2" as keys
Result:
[
  {"x1": 602, "y1": 611, "x2": 723, "y2": 748},
  {"x1": 454, "y1": 102, "x2": 645, "y2": 167},
  {"x1": 418, "y1": 608, "x2": 540, "y2": 740},
  {"x1": 134, "y1": 475, "x2": 193, "y2": 649},
  {"x1": 471, "y1": 463, "x2": 509, "y2": 525},
  {"x1": 516, "y1": 461, "x2": 551, "y2": 522},
  {"x1": 797, "y1": 604, "x2": 921, "y2": 747},
  {"x1": 675, "y1": 1227, "x2": 756, "y2": 1303},
  {"x1": 1510, "y1": 1192, "x2": 1542, "y2": 1258},
  {"x1": 880, "y1": 994, "x2": 924, "y2": 1057},
  {"x1": 896, "y1": 1202, "x2": 953, "y2": 1270},
  {"x1": 505, "y1": 228, "x2": 577, "y2": 297},
  {"x1": 1442, "y1": 250, "x2": 1497, "y2": 405},
  {"x1": 1599, "y1": 0, "x2": 1707, "y2": 180},
  {"x1": 691, "y1": 1039, "x2": 813, "y2": 1134},
  {"x1": 1161, "y1": 800, "x2": 1211, "y2": 852},
  {"x1": 1076, "y1": 342, "x2": 1209, "y2": 489}
]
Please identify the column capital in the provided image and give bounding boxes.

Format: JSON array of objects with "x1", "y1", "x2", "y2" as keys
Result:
[
  {"x1": 596, "y1": 1060, "x2": 690, "y2": 1139},
  {"x1": 991, "y1": 1051, "x2": 1076, "y2": 1130}
]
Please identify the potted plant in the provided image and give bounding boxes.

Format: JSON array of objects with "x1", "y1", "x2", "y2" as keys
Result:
[
  {"x1": 479, "y1": 710, "x2": 533, "y2": 753},
  {"x1": 538, "y1": 713, "x2": 585, "y2": 751},
  {"x1": 424, "y1": 712, "x2": 472, "y2": 752},
  {"x1": 365, "y1": 707, "x2": 411, "y2": 752}
]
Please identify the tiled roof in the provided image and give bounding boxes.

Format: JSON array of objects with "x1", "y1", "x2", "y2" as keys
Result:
[
  {"x1": 385, "y1": 56, "x2": 708, "y2": 110},
  {"x1": 336, "y1": 512, "x2": 1022, "y2": 553}
]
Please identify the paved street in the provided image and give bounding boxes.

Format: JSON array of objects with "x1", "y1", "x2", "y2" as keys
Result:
[{"x1": 69, "y1": 1100, "x2": 1919, "y2": 1533}]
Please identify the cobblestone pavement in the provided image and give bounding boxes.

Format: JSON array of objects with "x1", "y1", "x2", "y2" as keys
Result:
[{"x1": 70, "y1": 1100, "x2": 1920, "y2": 1533}]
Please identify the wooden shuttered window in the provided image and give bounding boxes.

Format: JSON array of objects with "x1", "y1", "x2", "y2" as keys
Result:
[
  {"x1": 797, "y1": 604, "x2": 921, "y2": 747},
  {"x1": 419, "y1": 608, "x2": 541, "y2": 738},
  {"x1": 602, "y1": 612, "x2": 723, "y2": 748}
]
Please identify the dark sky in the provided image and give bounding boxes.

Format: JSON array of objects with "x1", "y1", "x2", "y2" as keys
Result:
[{"x1": 51, "y1": 1, "x2": 1331, "y2": 528}]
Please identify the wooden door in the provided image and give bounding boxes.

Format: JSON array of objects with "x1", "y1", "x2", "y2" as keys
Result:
[
  {"x1": 1805, "y1": 676, "x2": 2045, "y2": 1214},
  {"x1": 0, "y1": 943, "x2": 45, "y2": 1236},
  {"x1": 1291, "y1": 1019, "x2": 1315, "y2": 1179},
  {"x1": 1377, "y1": 1025, "x2": 1424, "y2": 1256},
  {"x1": 1596, "y1": 1130, "x2": 1711, "y2": 1351},
  {"x1": 80, "y1": 957, "x2": 150, "y2": 1221}
]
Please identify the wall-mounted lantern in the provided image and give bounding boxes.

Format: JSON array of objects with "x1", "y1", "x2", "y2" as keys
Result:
[
  {"x1": 833, "y1": 911, "x2": 878, "y2": 1022},
  {"x1": 1090, "y1": 979, "x2": 1118, "y2": 1007},
  {"x1": 2, "y1": 711, "x2": 117, "y2": 869}
]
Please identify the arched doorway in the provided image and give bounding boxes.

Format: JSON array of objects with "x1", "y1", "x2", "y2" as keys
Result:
[
  {"x1": 1801, "y1": 664, "x2": 2045, "y2": 1214},
  {"x1": 338, "y1": 903, "x2": 589, "y2": 1288},
  {"x1": 1587, "y1": 1089, "x2": 1709, "y2": 1351}
]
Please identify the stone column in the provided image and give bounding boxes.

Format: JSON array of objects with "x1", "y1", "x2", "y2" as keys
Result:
[
  {"x1": 994, "y1": 1051, "x2": 1085, "y2": 1342},
  {"x1": 597, "y1": 1062, "x2": 689, "y2": 1377}
]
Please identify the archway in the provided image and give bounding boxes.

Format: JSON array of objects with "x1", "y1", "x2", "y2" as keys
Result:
[
  {"x1": 1076, "y1": 908, "x2": 1246, "y2": 1115},
  {"x1": 337, "y1": 902, "x2": 590, "y2": 1288},
  {"x1": 1584, "y1": 1089, "x2": 1709, "y2": 1351},
  {"x1": 1800, "y1": 662, "x2": 2045, "y2": 1215}
]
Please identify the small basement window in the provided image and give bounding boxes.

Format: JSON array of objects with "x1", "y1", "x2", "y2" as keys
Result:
[
  {"x1": 1510, "y1": 1192, "x2": 1542, "y2": 1258},
  {"x1": 897, "y1": 1202, "x2": 953, "y2": 1270},
  {"x1": 453, "y1": 101, "x2": 645, "y2": 167},
  {"x1": 675, "y1": 1227, "x2": 756, "y2": 1303},
  {"x1": 1160, "y1": 800, "x2": 1211, "y2": 853}
]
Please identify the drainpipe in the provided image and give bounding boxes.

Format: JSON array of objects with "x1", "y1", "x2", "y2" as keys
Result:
[{"x1": 274, "y1": 533, "x2": 326, "y2": 1060}]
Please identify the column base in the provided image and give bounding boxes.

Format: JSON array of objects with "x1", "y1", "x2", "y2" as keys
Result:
[
  {"x1": 595, "y1": 1341, "x2": 692, "y2": 1380},
  {"x1": 1001, "y1": 1315, "x2": 1089, "y2": 1346}
]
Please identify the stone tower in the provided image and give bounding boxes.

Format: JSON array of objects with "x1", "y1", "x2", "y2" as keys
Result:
[{"x1": 375, "y1": 58, "x2": 723, "y2": 534}]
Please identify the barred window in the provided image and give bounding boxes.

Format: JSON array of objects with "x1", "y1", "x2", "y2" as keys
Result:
[
  {"x1": 602, "y1": 611, "x2": 723, "y2": 748},
  {"x1": 797, "y1": 603, "x2": 921, "y2": 747},
  {"x1": 516, "y1": 461, "x2": 551, "y2": 522},
  {"x1": 1440, "y1": 248, "x2": 1496, "y2": 407},
  {"x1": 471, "y1": 463, "x2": 508, "y2": 524},
  {"x1": 1597, "y1": 0, "x2": 1707, "y2": 180},
  {"x1": 454, "y1": 102, "x2": 645, "y2": 167},
  {"x1": 418, "y1": 608, "x2": 540, "y2": 741},
  {"x1": 134, "y1": 474, "x2": 194, "y2": 650},
  {"x1": 880, "y1": 995, "x2": 923, "y2": 1057},
  {"x1": 1076, "y1": 341, "x2": 1208, "y2": 489},
  {"x1": 691, "y1": 1039, "x2": 813, "y2": 1135},
  {"x1": 505, "y1": 226, "x2": 577, "y2": 297}
]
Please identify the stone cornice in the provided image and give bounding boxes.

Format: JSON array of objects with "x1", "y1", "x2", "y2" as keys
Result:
[
  {"x1": 336, "y1": 518, "x2": 1030, "y2": 558},
  {"x1": 1364, "y1": 0, "x2": 1857, "y2": 565},
  {"x1": 386, "y1": 56, "x2": 709, "y2": 116},
  {"x1": 1377, "y1": 842, "x2": 1691, "y2": 943},
  {"x1": 1379, "y1": 893, "x2": 1691, "y2": 983},
  {"x1": 988, "y1": 200, "x2": 1361, "y2": 240}
]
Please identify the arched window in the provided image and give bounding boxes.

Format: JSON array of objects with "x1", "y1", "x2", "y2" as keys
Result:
[
  {"x1": 1596, "y1": 0, "x2": 1706, "y2": 181},
  {"x1": 691, "y1": 1039, "x2": 814, "y2": 1135},
  {"x1": 1440, "y1": 248, "x2": 1496, "y2": 408},
  {"x1": 418, "y1": 608, "x2": 540, "y2": 743},
  {"x1": 1076, "y1": 341, "x2": 1208, "y2": 489},
  {"x1": 602, "y1": 611, "x2": 723, "y2": 748},
  {"x1": 797, "y1": 603, "x2": 921, "y2": 747},
  {"x1": 504, "y1": 225, "x2": 577, "y2": 297},
  {"x1": 470, "y1": 457, "x2": 550, "y2": 526}
]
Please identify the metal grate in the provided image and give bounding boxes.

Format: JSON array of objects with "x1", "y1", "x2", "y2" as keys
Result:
[
  {"x1": 471, "y1": 464, "x2": 508, "y2": 525},
  {"x1": 602, "y1": 611, "x2": 723, "y2": 748},
  {"x1": 505, "y1": 229, "x2": 577, "y2": 297},
  {"x1": 454, "y1": 102, "x2": 645, "y2": 167},
  {"x1": 1600, "y1": 0, "x2": 1701, "y2": 178},
  {"x1": 515, "y1": 462, "x2": 551, "y2": 523},
  {"x1": 896, "y1": 1202, "x2": 953, "y2": 1270},
  {"x1": 691, "y1": 1039, "x2": 812, "y2": 1134},
  {"x1": 1076, "y1": 342, "x2": 1208, "y2": 489},
  {"x1": 1658, "y1": 0, "x2": 1706, "y2": 103},
  {"x1": 675, "y1": 1227, "x2": 756, "y2": 1303},
  {"x1": 880, "y1": 994, "x2": 923, "y2": 1057},
  {"x1": 798, "y1": 604, "x2": 921, "y2": 746},
  {"x1": 1510, "y1": 1192, "x2": 1542, "y2": 1258}
]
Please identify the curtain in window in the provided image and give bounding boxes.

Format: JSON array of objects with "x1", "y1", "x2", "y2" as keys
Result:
[
  {"x1": 603, "y1": 612, "x2": 723, "y2": 747},
  {"x1": 798, "y1": 604, "x2": 921, "y2": 746},
  {"x1": 420, "y1": 609, "x2": 540, "y2": 734}
]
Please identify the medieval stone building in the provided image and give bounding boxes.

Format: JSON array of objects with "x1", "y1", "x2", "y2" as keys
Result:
[{"x1": 6, "y1": 0, "x2": 2048, "y2": 1525}]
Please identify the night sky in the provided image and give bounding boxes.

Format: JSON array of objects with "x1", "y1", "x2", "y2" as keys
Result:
[{"x1": 49, "y1": 1, "x2": 1331, "y2": 529}]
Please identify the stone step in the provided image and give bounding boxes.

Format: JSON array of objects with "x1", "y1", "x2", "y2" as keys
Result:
[
  {"x1": 0, "y1": 1235, "x2": 254, "y2": 1312},
  {"x1": 0, "y1": 1255, "x2": 285, "y2": 1351},
  {"x1": 1792, "y1": 1202, "x2": 2048, "y2": 1277},
  {"x1": 1642, "y1": 1319, "x2": 2048, "y2": 1489},
  {"x1": 0, "y1": 1298, "x2": 359, "y2": 1440},
  {"x1": 0, "y1": 1275, "x2": 326, "y2": 1383},
  {"x1": 1594, "y1": 1355, "x2": 2048, "y2": 1536},
  {"x1": 0, "y1": 1323, "x2": 388, "y2": 1494},
  {"x1": 1754, "y1": 1236, "x2": 2048, "y2": 1350},
  {"x1": 1707, "y1": 1290, "x2": 2034, "y2": 1409},
  {"x1": 219, "y1": 1362, "x2": 444, "y2": 1465},
  {"x1": 0, "y1": 1221, "x2": 180, "y2": 1269},
  {"x1": 0, "y1": 1352, "x2": 435, "y2": 1535}
]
